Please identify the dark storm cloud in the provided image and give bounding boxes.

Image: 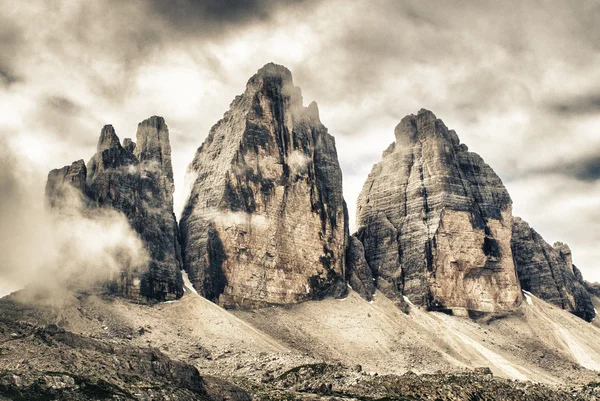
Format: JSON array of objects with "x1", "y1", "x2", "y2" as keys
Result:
[
  {"x1": 0, "y1": 16, "x2": 24, "y2": 87},
  {"x1": 146, "y1": 0, "x2": 312, "y2": 34},
  {"x1": 546, "y1": 93, "x2": 600, "y2": 116},
  {"x1": 46, "y1": 96, "x2": 82, "y2": 116},
  {"x1": 535, "y1": 155, "x2": 600, "y2": 182}
]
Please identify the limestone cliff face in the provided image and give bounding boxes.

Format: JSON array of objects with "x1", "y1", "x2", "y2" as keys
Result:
[
  {"x1": 512, "y1": 217, "x2": 595, "y2": 321},
  {"x1": 179, "y1": 63, "x2": 348, "y2": 308},
  {"x1": 45, "y1": 117, "x2": 183, "y2": 301},
  {"x1": 353, "y1": 109, "x2": 522, "y2": 313}
]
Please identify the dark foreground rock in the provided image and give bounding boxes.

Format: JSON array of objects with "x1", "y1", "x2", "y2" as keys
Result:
[
  {"x1": 243, "y1": 363, "x2": 600, "y2": 401},
  {"x1": 45, "y1": 117, "x2": 183, "y2": 302},
  {"x1": 180, "y1": 63, "x2": 348, "y2": 308},
  {"x1": 0, "y1": 320, "x2": 249, "y2": 401}
]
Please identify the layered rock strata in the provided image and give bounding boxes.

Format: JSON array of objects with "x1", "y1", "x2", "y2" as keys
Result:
[
  {"x1": 179, "y1": 63, "x2": 347, "y2": 308},
  {"x1": 45, "y1": 117, "x2": 183, "y2": 301},
  {"x1": 511, "y1": 217, "x2": 595, "y2": 321},
  {"x1": 353, "y1": 109, "x2": 522, "y2": 313}
]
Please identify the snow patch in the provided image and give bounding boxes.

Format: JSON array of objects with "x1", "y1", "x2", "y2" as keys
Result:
[
  {"x1": 522, "y1": 290, "x2": 533, "y2": 305},
  {"x1": 181, "y1": 270, "x2": 198, "y2": 295},
  {"x1": 403, "y1": 295, "x2": 414, "y2": 306}
]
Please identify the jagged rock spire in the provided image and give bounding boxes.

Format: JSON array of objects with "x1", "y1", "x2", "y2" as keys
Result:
[
  {"x1": 179, "y1": 63, "x2": 348, "y2": 308},
  {"x1": 45, "y1": 118, "x2": 183, "y2": 302}
]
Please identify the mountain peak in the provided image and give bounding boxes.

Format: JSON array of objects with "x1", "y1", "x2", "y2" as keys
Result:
[
  {"x1": 255, "y1": 62, "x2": 293, "y2": 80},
  {"x1": 180, "y1": 64, "x2": 346, "y2": 307},
  {"x1": 394, "y1": 109, "x2": 457, "y2": 146},
  {"x1": 135, "y1": 115, "x2": 174, "y2": 189},
  {"x1": 356, "y1": 109, "x2": 520, "y2": 313},
  {"x1": 138, "y1": 115, "x2": 166, "y2": 129},
  {"x1": 97, "y1": 125, "x2": 121, "y2": 152}
]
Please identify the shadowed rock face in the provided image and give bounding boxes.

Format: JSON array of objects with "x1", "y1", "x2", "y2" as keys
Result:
[
  {"x1": 45, "y1": 159, "x2": 87, "y2": 209},
  {"x1": 180, "y1": 63, "x2": 348, "y2": 308},
  {"x1": 45, "y1": 117, "x2": 183, "y2": 301},
  {"x1": 353, "y1": 109, "x2": 522, "y2": 313},
  {"x1": 345, "y1": 236, "x2": 375, "y2": 301},
  {"x1": 512, "y1": 217, "x2": 595, "y2": 322}
]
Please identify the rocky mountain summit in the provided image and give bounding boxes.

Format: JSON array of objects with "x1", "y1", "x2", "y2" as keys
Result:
[
  {"x1": 179, "y1": 63, "x2": 348, "y2": 308},
  {"x1": 512, "y1": 217, "x2": 595, "y2": 321},
  {"x1": 351, "y1": 109, "x2": 522, "y2": 314},
  {"x1": 45, "y1": 117, "x2": 183, "y2": 302},
  {"x1": 42, "y1": 65, "x2": 597, "y2": 324}
]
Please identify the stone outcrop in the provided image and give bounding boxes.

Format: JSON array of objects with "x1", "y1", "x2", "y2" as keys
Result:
[
  {"x1": 45, "y1": 117, "x2": 183, "y2": 301},
  {"x1": 511, "y1": 217, "x2": 595, "y2": 321},
  {"x1": 179, "y1": 63, "x2": 347, "y2": 308},
  {"x1": 352, "y1": 109, "x2": 522, "y2": 313}
]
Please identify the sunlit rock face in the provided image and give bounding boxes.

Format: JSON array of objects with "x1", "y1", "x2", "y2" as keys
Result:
[
  {"x1": 353, "y1": 109, "x2": 522, "y2": 313},
  {"x1": 45, "y1": 117, "x2": 183, "y2": 301},
  {"x1": 180, "y1": 63, "x2": 348, "y2": 308},
  {"x1": 512, "y1": 217, "x2": 596, "y2": 322}
]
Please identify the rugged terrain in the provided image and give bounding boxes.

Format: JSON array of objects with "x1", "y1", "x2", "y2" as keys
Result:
[{"x1": 512, "y1": 217, "x2": 595, "y2": 321}]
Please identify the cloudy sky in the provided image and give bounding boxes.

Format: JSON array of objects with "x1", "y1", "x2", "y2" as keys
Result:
[{"x1": 1, "y1": 0, "x2": 599, "y2": 286}]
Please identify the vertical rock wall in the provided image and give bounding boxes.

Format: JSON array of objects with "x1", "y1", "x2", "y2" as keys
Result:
[
  {"x1": 353, "y1": 109, "x2": 522, "y2": 313},
  {"x1": 179, "y1": 63, "x2": 348, "y2": 308}
]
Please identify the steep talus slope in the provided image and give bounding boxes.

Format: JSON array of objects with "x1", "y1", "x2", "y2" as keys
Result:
[
  {"x1": 352, "y1": 109, "x2": 522, "y2": 313},
  {"x1": 512, "y1": 217, "x2": 596, "y2": 321},
  {"x1": 180, "y1": 63, "x2": 347, "y2": 308},
  {"x1": 2, "y1": 282, "x2": 600, "y2": 399},
  {"x1": 234, "y1": 289, "x2": 600, "y2": 384},
  {"x1": 45, "y1": 117, "x2": 183, "y2": 301}
]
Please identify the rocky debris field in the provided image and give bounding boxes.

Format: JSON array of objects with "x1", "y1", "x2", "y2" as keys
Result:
[{"x1": 2, "y1": 287, "x2": 600, "y2": 400}]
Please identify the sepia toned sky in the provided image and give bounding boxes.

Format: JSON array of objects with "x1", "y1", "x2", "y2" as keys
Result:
[{"x1": 1, "y1": 0, "x2": 599, "y2": 289}]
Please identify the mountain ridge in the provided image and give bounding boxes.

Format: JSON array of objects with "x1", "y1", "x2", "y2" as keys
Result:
[{"x1": 14, "y1": 61, "x2": 599, "y2": 400}]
